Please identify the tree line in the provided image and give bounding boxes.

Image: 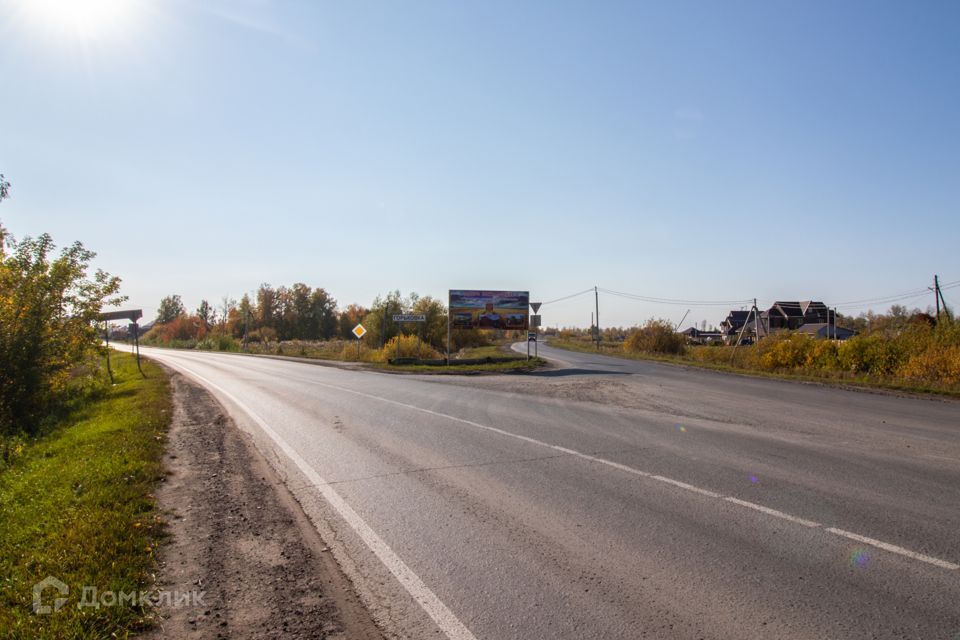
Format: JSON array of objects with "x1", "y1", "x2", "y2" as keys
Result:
[{"x1": 144, "y1": 286, "x2": 461, "y2": 351}]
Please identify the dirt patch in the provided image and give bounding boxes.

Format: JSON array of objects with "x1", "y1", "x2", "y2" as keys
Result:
[{"x1": 145, "y1": 372, "x2": 384, "y2": 640}]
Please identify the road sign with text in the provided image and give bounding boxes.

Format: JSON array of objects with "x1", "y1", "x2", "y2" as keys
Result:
[{"x1": 393, "y1": 314, "x2": 426, "y2": 322}]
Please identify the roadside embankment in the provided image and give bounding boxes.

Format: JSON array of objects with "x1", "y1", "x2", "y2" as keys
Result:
[{"x1": 0, "y1": 352, "x2": 170, "y2": 639}]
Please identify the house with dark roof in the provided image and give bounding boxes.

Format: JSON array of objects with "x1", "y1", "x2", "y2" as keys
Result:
[
  {"x1": 720, "y1": 310, "x2": 751, "y2": 335},
  {"x1": 766, "y1": 301, "x2": 829, "y2": 330},
  {"x1": 719, "y1": 309, "x2": 768, "y2": 343}
]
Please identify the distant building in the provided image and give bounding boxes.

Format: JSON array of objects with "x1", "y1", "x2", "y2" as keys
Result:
[
  {"x1": 719, "y1": 309, "x2": 766, "y2": 343},
  {"x1": 795, "y1": 323, "x2": 856, "y2": 340},
  {"x1": 679, "y1": 327, "x2": 724, "y2": 344},
  {"x1": 720, "y1": 310, "x2": 752, "y2": 335},
  {"x1": 766, "y1": 301, "x2": 830, "y2": 330}
]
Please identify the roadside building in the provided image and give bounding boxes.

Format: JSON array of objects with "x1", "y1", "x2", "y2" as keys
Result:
[
  {"x1": 766, "y1": 301, "x2": 829, "y2": 330},
  {"x1": 795, "y1": 323, "x2": 856, "y2": 340},
  {"x1": 679, "y1": 327, "x2": 724, "y2": 344}
]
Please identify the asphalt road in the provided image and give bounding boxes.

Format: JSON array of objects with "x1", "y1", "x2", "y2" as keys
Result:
[{"x1": 140, "y1": 343, "x2": 960, "y2": 640}]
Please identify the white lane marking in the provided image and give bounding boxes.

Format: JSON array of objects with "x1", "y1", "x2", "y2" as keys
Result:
[
  {"x1": 159, "y1": 359, "x2": 478, "y2": 640},
  {"x1": 826, "y1": 528, "x2": 960, "y2": 571},
  {"x1": 724, "y1": 497, "x2": 820, "y2": 528},
  {"x1": 651, "y1": 475, "x2": 723, "y2": 498},
  {"x1": 152, "y1": 351, "x2": 960, "y2": 573}
]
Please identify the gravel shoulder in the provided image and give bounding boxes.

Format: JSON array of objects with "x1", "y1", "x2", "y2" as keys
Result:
[{"x1": 145, "y1": 371, "x2": 384, "y2": 640}]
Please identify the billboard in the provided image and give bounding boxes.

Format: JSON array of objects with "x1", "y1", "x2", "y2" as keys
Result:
[{"x1": 449, "y1": 290, "x2": 529, "y2": 330}]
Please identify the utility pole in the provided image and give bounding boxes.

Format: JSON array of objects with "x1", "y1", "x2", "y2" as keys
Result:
[
  {"x1": 731, "y1": 300, "x2": 759, "y2": 363},
  {"x1": 753, "y1": 298, "x2": 760, "y2": 341},
  {"x1": 935, "y1": 275, "x2": 941, "y2": 321},
  {"x1": 242, "y1": 308, "x2": 249, "y2": 351},
  {"x1": 594, "y1": 285, "x2": 600, "y2": 350}
]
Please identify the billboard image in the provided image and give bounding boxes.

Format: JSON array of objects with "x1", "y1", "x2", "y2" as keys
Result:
[{"x1": 449, "y1": 290, "x2": 529, "y2": 330}]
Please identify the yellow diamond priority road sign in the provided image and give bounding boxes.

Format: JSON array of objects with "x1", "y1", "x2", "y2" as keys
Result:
[{"x1": 352, "y1": 323, "x2": 367, "y2": 339}]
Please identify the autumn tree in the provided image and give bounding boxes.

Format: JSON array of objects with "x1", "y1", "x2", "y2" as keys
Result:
[
  {"x1": 156, "y1": 294, "x2": 185, "y2": 324},
  {"x1": 218, "y1": 296, "x2": 236, "y2": 334},
  {"x1": 339, "y1": 303, "x2": 368, "y2": 339},
  {"x1": 362, "y1": 290, "x2": 407, "y2": 348},
  {"x1": 255, "y1": 284, "x2": 277, "y2": 331},
  {"x1": 0, "y1": 226, "x2": 124, "y2": 434},
  {"x1": 234, "y1": 293, "x2": 254, "y2": 340},
  {"x1": 411, "y1": 295, "x2": 448, "y2": 348},
  {"x1": 309, "y1": 287, "x2": 338, "y2": 340},
  {"x1": 287, "y1": 283, "x2": 313, "y2": 339},
  {"x1": 197, "y1": 299, "x2": 213, "y2": 331}
]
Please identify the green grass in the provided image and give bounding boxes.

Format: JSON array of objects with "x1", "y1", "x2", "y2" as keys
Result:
[
  {"x1": 547, "y1": 338, "x2": 960, "y2": 397},
  {"x1": 457, "y1": 345, "x2": 524, "y2": 360},
  {"x1": 0, "y1": 352, "x2": 171, "y2": 639}
]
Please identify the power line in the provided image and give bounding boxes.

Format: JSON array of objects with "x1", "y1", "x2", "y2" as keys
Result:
[
  {"x1": 834, "y1": 290, "x2": 941, "y2": 310},
  {"x1": 599, "y1": 287, "x2": 752, "y2": 307},
  {"x1": 831, "y1": 288, "x2": 930, "y2": 307},
  {"x1": 540, "y1": 288, "x2": 595, "y2": 306},
  {"x1": 540, "y1": 278, "x2": 958, "y2": 314}
]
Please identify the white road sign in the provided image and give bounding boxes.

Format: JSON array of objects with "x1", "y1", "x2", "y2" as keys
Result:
[
  {"x1": 393, "y1": 314, "x2": 427, "y2": 322},
  {"x1": 352, "y1": 323, "x2": 367, "y2": 339}
]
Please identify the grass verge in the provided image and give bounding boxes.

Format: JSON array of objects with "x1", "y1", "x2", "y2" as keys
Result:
[
  {"x1": 547, "y1": 339, "x2": 960, "y2": 398},
  {"x1": 0, "y1": 351, "x2": 171, "y2": 639}
]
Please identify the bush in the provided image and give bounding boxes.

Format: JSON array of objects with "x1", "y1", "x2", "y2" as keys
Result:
[
  {"x1": 451, "y1": 328, "x2": 493, "y2": 351},
  {"x1": 898, "y1": 345, "x2": 960, "y2": 387},
  {"x1": 623, "y1": 319, "x2": 686, "y2": 355},
  {"x1": 197, "y1": 333, "x2": 240, "y2": 352},
  {"x1": 0, "y1": 228, "x2": 123, "y2": 435},
  {"x1": 838, "y1": 334, "x2": 907, "y2": 376},
  {"x1": 376, "y1": 335, "x2": 442, "y2": 362},
  {"x1": 757, "y1": 333, "x2": 814, "y2": 370}
]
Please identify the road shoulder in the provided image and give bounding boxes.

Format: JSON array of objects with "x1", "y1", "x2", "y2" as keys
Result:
[{"x1": 145, "y1": 370, "x2": 384, "y2": 640}]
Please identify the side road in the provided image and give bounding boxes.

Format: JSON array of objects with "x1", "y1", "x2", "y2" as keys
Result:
[{"x1": 146, "y1": 370, "x2": 384, "y2": 640}]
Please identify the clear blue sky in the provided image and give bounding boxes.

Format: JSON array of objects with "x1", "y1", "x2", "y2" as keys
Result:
[{"x1": 2, "y1": 0, "x2": 958, "y2": 328}]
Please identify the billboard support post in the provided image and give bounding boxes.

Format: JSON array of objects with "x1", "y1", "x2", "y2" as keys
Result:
[
  {"x1": 133, "y1": 322, "x2": 143, "y2": 377},
  {"x1": 104, "y1": 322, "x2": 113, "y2": 384}
]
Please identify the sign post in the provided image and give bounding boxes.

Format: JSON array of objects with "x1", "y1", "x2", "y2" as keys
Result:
[
  {"x1": 98, "y1": 309, "x2": 144, "y2": 379},
  {"x1": 392, "y1": 314, "x2": 426, "y2": 362},
  {"x1": 530, "y1": 302, "x2": 542, "y2": 359},
  {"x1": 352, "y1": 323, "x2": 366, "y2": 360}
]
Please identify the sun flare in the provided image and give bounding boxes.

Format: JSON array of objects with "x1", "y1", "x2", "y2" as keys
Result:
[{"x1": 20, "y1": 0, "x2": 138, "y2": 39}]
